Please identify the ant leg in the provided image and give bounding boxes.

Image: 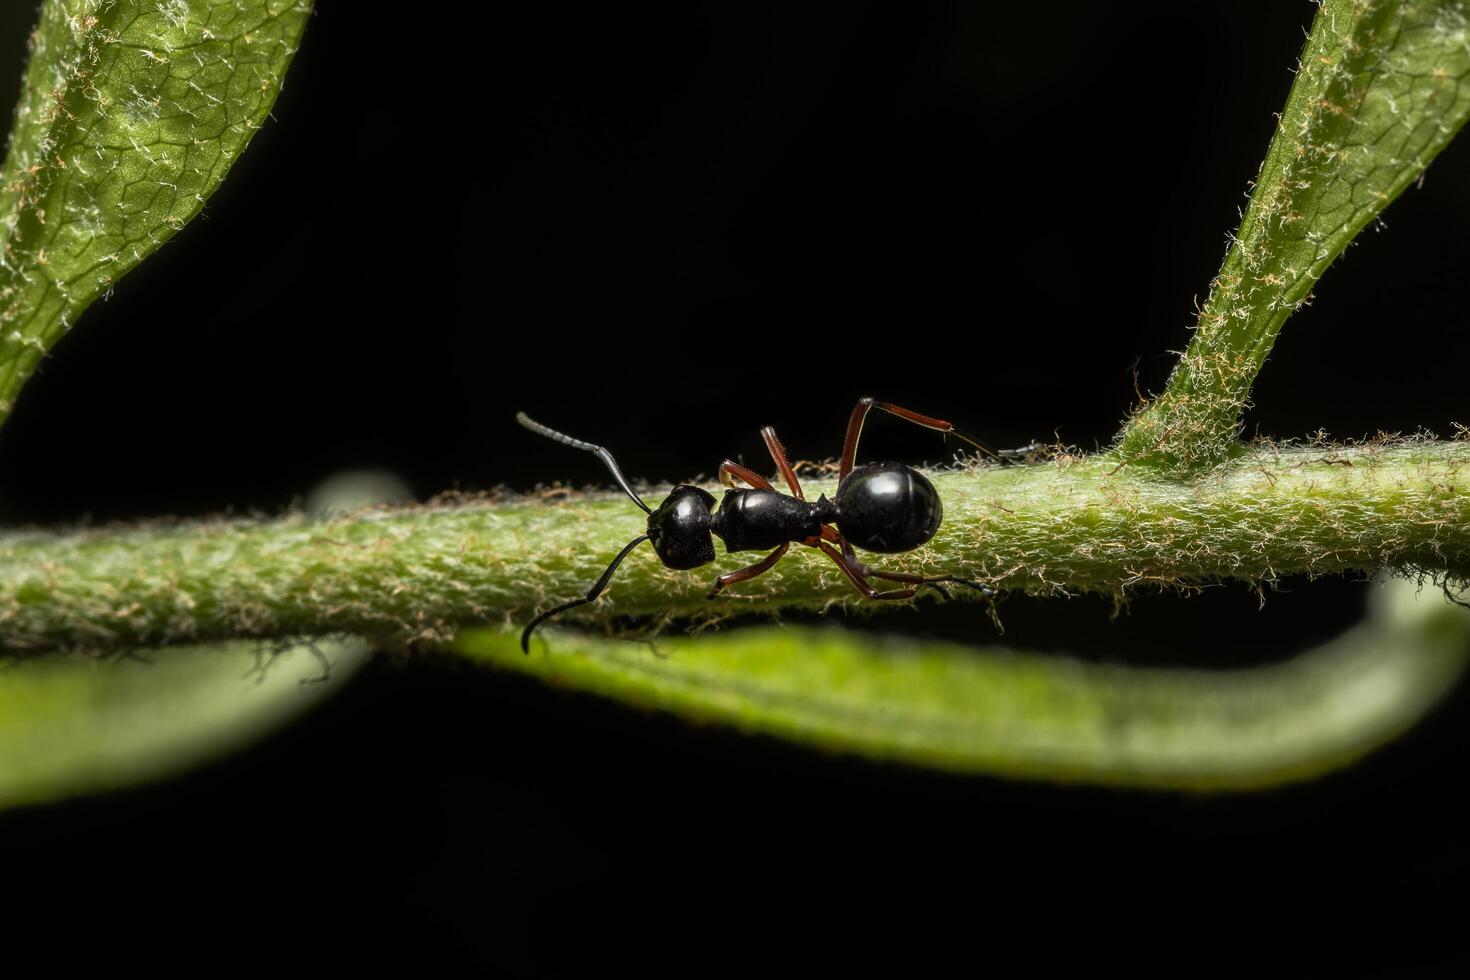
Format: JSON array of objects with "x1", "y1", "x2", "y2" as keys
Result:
[
  {"x1": 817, "y1": 542, "x2": 918, "y2": 601},
  {"x1": 863, "y1": 568, "x2": 994, "y2": 598},
  {"x1": 800, "y1": 526, "x2": 842, "y2": 549},
  {"x1": 834, "y1": 534, "x2": 992, "y2": 598},
  {"x1": 760, "y1": 426, "x2": 804, "y2": 499},
  {"x1": 708, "y1": 544, "x2": 790, "y2": 598},
  {"x1": 993, "y1": 441, "x2": 1044, "y2": 462},
  {"x1": 720, "y1": 459, "x2": 775, "y2": 491},
  {"x1": 839, "y1": 397, "x2": 996, "y2": 480}
]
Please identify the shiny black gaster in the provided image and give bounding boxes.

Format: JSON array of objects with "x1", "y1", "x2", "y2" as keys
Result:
[{"x1": 832, "y1": 463, "x2": 942, "y2": 554}]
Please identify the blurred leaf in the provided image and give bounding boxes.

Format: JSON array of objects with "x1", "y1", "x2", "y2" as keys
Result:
[
  {"x1": 0, "y1": 0, "x2": 312, "y2": 424},
  {"x1": 0, "y1": 471, "x2": 400, "y2": 812},
  {"x1": 0, "y1": 636, "x2": 368, "y2": 809},
  {"x1": 455, "y1": 577, "x2": 1470, "y2": 790}
]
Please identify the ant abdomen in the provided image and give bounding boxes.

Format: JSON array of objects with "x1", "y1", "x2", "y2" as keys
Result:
[{"x1": 833, "y1": 463, "x2": 943, "y2": 554}]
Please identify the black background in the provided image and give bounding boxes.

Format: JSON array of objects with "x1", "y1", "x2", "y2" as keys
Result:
[{"x1": 1, "y1": 1, "x2": 1468, "y2": 971}]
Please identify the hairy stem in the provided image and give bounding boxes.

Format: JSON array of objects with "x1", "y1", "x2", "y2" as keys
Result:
[
  {"x1": 1117, "y1": 0, "x2": 1470, "y2": 473},
  {"x1": 0, "y1": 442, "x2": 1466, "y2": 654}
]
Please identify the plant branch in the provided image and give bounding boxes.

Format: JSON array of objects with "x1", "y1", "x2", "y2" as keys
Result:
[
  {"x1": 0, "y1": 442, "x2": 1467, "y2": 655},
  {"x1": 1117, "y1": 0, "x2": 1470, "y2": 473}
]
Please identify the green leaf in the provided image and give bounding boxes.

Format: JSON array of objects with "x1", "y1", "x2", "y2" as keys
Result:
[
  {"x1": 454, "y1": 577, "x2": 1470, "y2": 790},
  {"x1": 0, "y1": 0, "x2": 312, "y2": 424},
  {"x1": 0, "y1": 636, "x2": 368, "y2": 809},
  {"x1": 1119, "y1": 0, "x2": 1470, "y2": 472}
]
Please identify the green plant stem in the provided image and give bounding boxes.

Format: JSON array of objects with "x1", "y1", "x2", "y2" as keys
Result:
[
  {"x1": 0, "y1": 443, "x2": 1466, "y2": 655},
  {"x1": 1117, "y1": 0, "x2": 1470, "y2": 473}
]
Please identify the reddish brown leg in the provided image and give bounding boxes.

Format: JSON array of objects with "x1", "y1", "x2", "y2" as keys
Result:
[
  {"x1": 817, "y1": 542, "x2": 919, "y2": 600},
  {"x1": 863, "y1": 567, "x2": 994, "y2": 597},
  {"x1": 839, "y1": 397, "x2": 996, "y2": 481},
  {"x1": 708, "y1": 544, "x2": 790, "y2": 598},
  {"x1": 833, "y1": 534, "x2": 992, "y2": 597},
  {"x1": 720, "y1": 459, "x2": 775, "y2": 491},
  {"x1": 800, "y1": 527, "x2": 842, "y2": 549},
  {"x1": 761, "y1": 426, "x2": 803, "y2": 499}
]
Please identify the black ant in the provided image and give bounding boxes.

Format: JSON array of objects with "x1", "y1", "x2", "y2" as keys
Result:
[{"x1": 517, "y1": 398, "x2": 1003, "y2": 652}]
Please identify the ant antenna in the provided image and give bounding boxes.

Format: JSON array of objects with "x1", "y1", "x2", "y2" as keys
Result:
[
  {"x1": 516, "y1": 411, "x2": 652, "y2": 514},
  {"x1": 521, "y1": 533, "x2": 650, "y2": 652}
]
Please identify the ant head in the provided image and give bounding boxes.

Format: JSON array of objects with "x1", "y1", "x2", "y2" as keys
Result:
[
  {"x1": 517, "y1": 413, "x2": 720, "y2": 652},
  {"x1": 647, "y1": 485, "x2": 717, "y2": 569}
]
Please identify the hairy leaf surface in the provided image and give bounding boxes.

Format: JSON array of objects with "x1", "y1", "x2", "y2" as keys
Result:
[{"x1": 0, "y1": 0, "x2": 311, "y2": 423}]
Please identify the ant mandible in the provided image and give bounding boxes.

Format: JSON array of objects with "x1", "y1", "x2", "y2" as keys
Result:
[{"x1": 517, "y1": 398, "x2": 1001, "y2": 652}]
